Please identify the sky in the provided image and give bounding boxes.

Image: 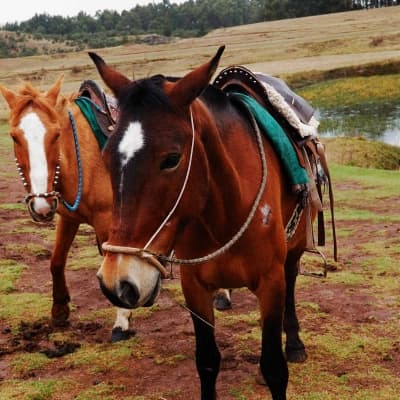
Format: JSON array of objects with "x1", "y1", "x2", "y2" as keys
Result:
[{"x1": 0, "y1": 0, "x2": 183, "y2": 25}]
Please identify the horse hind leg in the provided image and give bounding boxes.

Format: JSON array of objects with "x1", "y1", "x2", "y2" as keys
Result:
[
  {"x1": 50, "y1": 217, "x2": 79, "y2": 325},
  {"x1": 284, "y1": 258, "x2": 307, "y2": 363}
]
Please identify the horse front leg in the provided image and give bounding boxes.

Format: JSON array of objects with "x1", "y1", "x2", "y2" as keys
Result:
[
  {"x1": 111, "y1": 308, "x2": 134, "y2": 342},
  {"x1": 94, "y1": 218, "x2": 134, "y2": 343},
  {"x1": 182, "y1": 275, "x2": 220, "y2": 400},
  {"x1": 257, "y1": 271, "x2": 288, "y2": 400},
  {"x1": 50, "y1": 216, "x2": 79, "y2": 325},
  {"x1": 284, "y1": 258, "x2": 307, "y2": 362}
]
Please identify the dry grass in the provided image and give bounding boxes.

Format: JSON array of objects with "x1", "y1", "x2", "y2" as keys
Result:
[
  {"x1": 0, "y1": 7, "x2": 399, "y2": 96},
  {"x1": 323, "y1": 137, "x2": 400, "y2": 170}
]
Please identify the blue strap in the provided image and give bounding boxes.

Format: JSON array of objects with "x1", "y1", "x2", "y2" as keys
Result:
[{"x1": 62, "y1": 111, "x2": 83, "y2": 212}]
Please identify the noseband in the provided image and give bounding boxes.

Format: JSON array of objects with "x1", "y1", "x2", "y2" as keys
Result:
[
  {"x1": 101, "y1": 243, "x2": 170, "y2": 278},
  {"x1": 16, "y1": 157, "x2": 61, "y2": 206}
]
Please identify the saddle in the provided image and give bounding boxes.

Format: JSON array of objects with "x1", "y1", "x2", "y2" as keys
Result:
[
  {"x1": 77, "y1": 80, "x2": 119, "y2": 138},
  {"x1": 213, "y1": 66, "x2": 337, "y2": 266}
]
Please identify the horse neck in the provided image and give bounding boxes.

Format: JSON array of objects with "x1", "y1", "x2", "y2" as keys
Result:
[
  {"x1": 196, "y1": 100, "x2": 260, "y2": 240},
  {"x1": 57, "y1": 101, "x2": 101, "y2": 192}
]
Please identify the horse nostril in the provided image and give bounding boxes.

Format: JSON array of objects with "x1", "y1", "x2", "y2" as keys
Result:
[{"x1": 120, "y1": 281, "x2": 139, "y2": 307}]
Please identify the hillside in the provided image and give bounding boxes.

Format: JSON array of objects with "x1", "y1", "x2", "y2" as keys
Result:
[{"x1": 0, "y1": 7, "x2": 399, "y2": 112}]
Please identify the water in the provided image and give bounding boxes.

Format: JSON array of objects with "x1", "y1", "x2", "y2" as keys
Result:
[{"x1": 317, "y1": 101, "x2": 400, "y2": 147}]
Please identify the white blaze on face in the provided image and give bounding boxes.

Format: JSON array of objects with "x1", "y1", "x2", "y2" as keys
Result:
[
  {"x1": 118, "y1": 121, "x2": 145, "y2": 168},
  {"x1": 19, "y1": 112, "x2": 50, "y2": 214},
  {"x1": 117, "y1": 121, "x2": 145, "y2": 219}
]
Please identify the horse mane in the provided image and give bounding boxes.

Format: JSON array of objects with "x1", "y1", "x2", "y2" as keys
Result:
[
  {"x1": 9, "y1": 82, "x2": 60, "y2": 124},
  {"x1": 118, "y1": 74, "x2": 231, "y2": 122},
  {"x1": 118, "y1": 75, "x2": 175, "y2": 114}
]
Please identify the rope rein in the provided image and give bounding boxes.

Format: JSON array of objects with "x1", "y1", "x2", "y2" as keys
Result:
[
  {"x1": 102, "y1": 99, "x2": 268, "y2": 266},
  {"x1": 62, "y1": 111, "x2": 83, "y2": 212},
  {"x1": 143, "y1": 110, "x2": 196, "y2": 250}
]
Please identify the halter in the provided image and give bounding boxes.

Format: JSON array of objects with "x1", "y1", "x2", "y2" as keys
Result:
[
  {"x1": 15, "y1": 110, "x2": 83, "y2": 212},
  {"x1": 16, "y1": 157, "x2": 61, "y2": 206},
  {"x1": 102, "y1": 100, "x2": 269, "y2": 268}
]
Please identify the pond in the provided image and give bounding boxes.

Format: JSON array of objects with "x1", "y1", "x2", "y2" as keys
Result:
[{"x1": 317, "y1": 101, "x2": 400, "y2": 147}]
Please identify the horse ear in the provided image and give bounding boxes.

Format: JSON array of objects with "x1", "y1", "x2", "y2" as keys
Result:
[
  {"x1": 170, "y1": 45, "x2": 225, "y2": 107},
  {"x1": 0, "y1": 85, "x2": 18, "y2": 110},
  {"x1": 88, "y1": 52, "x2": 132, "y2": 97},
  {"x1": 46, "y1": 75, "x2": 63, "y2": 105}
]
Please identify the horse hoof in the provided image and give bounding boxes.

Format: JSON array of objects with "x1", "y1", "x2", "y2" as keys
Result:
[
  {"x1": 51, "y1": 318, "x2": 70, "y2": 328},
  {"x1": 286, "y1": 348, "x2": 307, "y2": 363},
  {"x1": 111, "y1": 327, "x2": 136, "y2": 343},
  {"x1": 51, "y1": 304, "x2": 70, "y2": 325},
  {"x1": 213, "y1": 296, "x2": 232, "y2": 311}
]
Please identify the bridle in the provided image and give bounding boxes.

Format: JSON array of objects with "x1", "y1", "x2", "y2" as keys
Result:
[
  {"x1": 102, "y1": 99, "x2": 269, "y2": 275},
  {"x1": 15, "y1": 110, "x2": 83, "y2": 213},
  {"x1": 16, "y1": 156, "x2": 61, "y2": 207}
]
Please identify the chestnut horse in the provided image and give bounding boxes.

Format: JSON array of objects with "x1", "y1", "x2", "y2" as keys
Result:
[
  {"x1": 90, "y1": 47, "x2": 319, "y2": 399},
  {"x1": 0, "y1": 79, "x2": 133, "y2": 342}
]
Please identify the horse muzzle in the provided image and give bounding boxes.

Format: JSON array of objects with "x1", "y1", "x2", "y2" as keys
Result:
[
  {"x1": 26, "y1": 195, "x2": 59, "y2": 222},
  {"x1": 97, "y1": 252, "x2": 163, "y2": 309}
]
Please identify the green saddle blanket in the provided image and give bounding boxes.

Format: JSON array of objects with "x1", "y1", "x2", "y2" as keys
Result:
[
  {"x1": 230, "y1": 92, "x2": 308, "y2": 186},
  {"x1": 75, "y1": 97, "x2": 108, "y2": 150}
]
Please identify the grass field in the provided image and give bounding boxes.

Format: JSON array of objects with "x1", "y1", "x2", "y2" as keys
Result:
[
  {"x1": 0, "y1": 7, "x2": 399, "y2": 104},
  {"x1": 0, "y1": 7, "x2": 399, "y2": 400}
]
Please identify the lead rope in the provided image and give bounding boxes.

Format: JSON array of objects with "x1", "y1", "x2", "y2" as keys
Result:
[{"x1": 62, "y1": 110, "x2": 83, "y2": 212}]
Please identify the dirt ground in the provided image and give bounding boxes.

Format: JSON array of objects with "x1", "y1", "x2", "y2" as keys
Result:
[{"x1": 0, "y1": 149, "x2": 399, "y2": 399}]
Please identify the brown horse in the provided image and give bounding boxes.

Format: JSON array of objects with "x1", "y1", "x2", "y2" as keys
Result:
[
  {"x1": 0, "y1": 79, "x2": 133, "y2": 342},
  {"x1": 89, "y1": 47, "x2": 321, "y2": 399}
]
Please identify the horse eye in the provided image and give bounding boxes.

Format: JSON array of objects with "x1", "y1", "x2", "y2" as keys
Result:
[{"x1": 160, "y1": 153, "x2": 181, "y2": 170}]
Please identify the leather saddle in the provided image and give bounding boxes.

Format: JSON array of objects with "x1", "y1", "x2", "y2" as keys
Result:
[
  {"x1": 77, "y1": 80, "x2": 119, "y2": 138},
  {"x1": 214, "y1": 66, "x2": 337, "y2": 263},
  {"x1": 213, "y1": 65, "x2": 318, "y2": 143}
]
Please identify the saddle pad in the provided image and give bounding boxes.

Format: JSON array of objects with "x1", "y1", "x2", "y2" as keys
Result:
[
  {"x1": 230, "y1": 92, "x2": 309, "y2": 186},
  {"x1": 75, "y1": 97, "x2": 108, "y2": 150}
]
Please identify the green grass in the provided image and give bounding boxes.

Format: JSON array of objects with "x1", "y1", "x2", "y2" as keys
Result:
[
  {"x1": 0, "y1": 203, "x2": 26, "y2": 211},
  {"x1": 4, "y1": 242, "x2": 51, "y2": 258},
  {"x1": 298, "y1": 74, "x2": 400, "y2": 108},
  {"x1": 0, "y1": 293, "x2": 51, "y2": 328},
  {"x1": 0, "y1": 259, "x2": 26, "y2": 293},
  {"x1": 75, "y1": 382, "x2": 127, "y2": 400},
  {"x1": 331, "y1": 163, "x2": 400, "y2": 196},
  {"x1": 11, "y1": 352, "x2": 54, "y2": 377},
  {"x1": 64, "y1": 339, "x2": 144, "y2": 373},
  {"x1": 0, "y1": 379, "x2": 62, "y2": 400},
  {"x1": 334, "y1": 207, "x2": 400, "y2": 223},
  {"x1": 68, "y1": 245, "x2": 102, "y2": 271},
  {"x1": 324, "y1": 138, "x2": 400, "y2": 170}
]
